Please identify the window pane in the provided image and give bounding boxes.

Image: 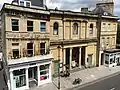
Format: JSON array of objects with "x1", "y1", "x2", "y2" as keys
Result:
[
  {"x1": 27, "y1": 43, "x2": 33, "y2": 49},
  {"x1": 13, "y1": 69, "x2": 26, "y2": 88},
  {"x1": 27, "y1": 50, "x2": 33, "y2": 57},
  {"x1": 40, "y1": 28, "x2": 45, "y2": 32},
  {"x1": 20, "y1": 1, "x2": 24, "y2": 6},
  {"x1": 27, "y1": 21, "x2": 33, "y2": 26},
  {"x1": 27, "y1": 43, "x2": 33, "y2": 56},
  {"x1": 89, "y1": 24, "x2": 93, "y2": 35},
  {"x1": 40, "y1": 64, "x2": 49, "y2": 81},
  {"x1": 27, "y1": 21, "x2": 33, "y2": 31},
  {"x1": 26, "y1": 2, "x2": 30, "y2": 7},
  {"x1": 53, "y1": 22, "x2": 59, "y2": 35},
  {"x1": 40, "y1": 43, "x2": 45, "y2": 55},
  {"x1": 27, "y1": 27, "x2": 33, "y2": 31},
  {"x1": 73, "y1": 23, "x2": 78, "y2": 35},
  {"x1": 12, "y1": 19, "x2": 19, "y2": 31},
  {"x1": 12, "y1": 26, "x2": 19, "y2": 31},
  {"x1": 13, "y1": 49, "x2": 19, "y2": 59},
  {"x1": 12, "y1": 19, "x2": 18, "y2": 25},
  {"x1": 40, "y1": 22, "x2": 46, "y2": 32},
  {"x1": 13, "y1": 69, "x2": 25, "y2": 76},
  {"x1": 40, "y1": 65, "x2": 45, "y2": 70}
]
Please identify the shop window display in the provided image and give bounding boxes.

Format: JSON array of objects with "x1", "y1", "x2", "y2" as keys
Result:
[
  {"x1": 13, "y1": 69, "x2": 26, "y2": 88},
  {"x1": 105, "y1": 54, "x2": 109, "y2": 64},
  {"x1": 40, "y1": 64, "x2": 49, "y2": 81}
]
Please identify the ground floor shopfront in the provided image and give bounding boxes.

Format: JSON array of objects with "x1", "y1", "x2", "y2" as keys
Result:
[
  {"x1": 7, "y1": 55, "x2": 53, "y2": 90},
  {"x1": 51, "y1": 43, "x2": 97, "y2": 75},
  {"x1": 104, "y1": 49, "x2": 120, "y2": 67}
]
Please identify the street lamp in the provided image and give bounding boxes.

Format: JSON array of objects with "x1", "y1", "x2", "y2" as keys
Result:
[{"x1": 57, "y1": 45, "x2": 61, "y2": 90}]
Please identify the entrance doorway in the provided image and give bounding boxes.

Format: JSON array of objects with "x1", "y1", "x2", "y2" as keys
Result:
[
  {"x1": 81, "y1": 47, "x2": 86, "y2": 66},
  {"x1": 28, "y1": 66, "x2": 38, "y2": 88},
  {"x1": 101, "y1": 53, "x2": 104, "y2": 65},
  {"x1": 87, "y1": 54, "x2": 92, "y2": 67},
  {"x1": 66, "y1": 48, "x2": 70, "y2": 69},
  {"x1": 72, "y1": 47, "x2": 79, "y2": 68}
]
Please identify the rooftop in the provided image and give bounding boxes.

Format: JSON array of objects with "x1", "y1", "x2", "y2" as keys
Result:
[{"x1": 1, "y1": 3, "x2": 118, "y2": 20}]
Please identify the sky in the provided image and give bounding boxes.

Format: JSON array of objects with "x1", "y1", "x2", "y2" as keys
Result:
[{"x1": 0, "y1": 0, "x2": 119, "y2": 17}]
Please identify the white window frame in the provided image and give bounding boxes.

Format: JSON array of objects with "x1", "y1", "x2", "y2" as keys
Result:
[
  {"x1": 19, "y1": 0, "x2": 25, "y2": 6},
  {"x1": 12, "y1": 43, "x2": 20, "y2": 59},
  {"x1": 11, "y1": 19, "x2": 19, "y2": 32},
  {"x1": 25, "y1": 1, "x2": 31, "y2": 7}
]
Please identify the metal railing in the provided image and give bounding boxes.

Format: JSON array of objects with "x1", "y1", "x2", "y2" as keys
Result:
[{"x1": 9, "y1": 48, "x2": 50, "y2": 59}]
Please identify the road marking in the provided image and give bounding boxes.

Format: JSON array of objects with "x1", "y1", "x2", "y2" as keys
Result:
[{"x1": 110, "y1": 87, "x2": 115, "y2": 90}]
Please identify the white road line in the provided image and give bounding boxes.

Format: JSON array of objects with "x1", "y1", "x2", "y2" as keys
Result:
[{"x1": 110, "y1": 87, "x2": 115, "y2": 90}]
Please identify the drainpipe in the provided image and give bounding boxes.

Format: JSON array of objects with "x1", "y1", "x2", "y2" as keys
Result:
[
  {"x1": 96, "y1": 13, "x2": 102, "y2": 67},
  {"x1": 62, "y1": 11, "x2": 65, "y2": 71},
  {"x1": 62, "y1": 11, "x2": 65, "y2": 40}
]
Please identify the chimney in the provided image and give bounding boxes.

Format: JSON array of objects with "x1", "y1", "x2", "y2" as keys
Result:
[
  {"x1": 81, "y1": 7, "x2": 88, "y2": 13},
  {"x1": 11, "y1": 0, "x2": 19, "y2": 5}
]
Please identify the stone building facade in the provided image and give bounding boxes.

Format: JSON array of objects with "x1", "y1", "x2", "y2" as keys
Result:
[{"x1": 0, "y1": 0, "x2": 118, "y2": 90}]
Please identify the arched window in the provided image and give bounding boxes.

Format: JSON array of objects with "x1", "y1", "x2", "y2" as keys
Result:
[
  {"x1": 90, "y1": 23, "x2": 93, "y2": 35},
  {"x1": 53, "y1": 22, "x2": 59, "y2": 35},
  {"x1": 73, "y1": 23, "x2": 78, "y2": 35}
]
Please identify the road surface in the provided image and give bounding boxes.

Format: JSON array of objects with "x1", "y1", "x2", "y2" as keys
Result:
[{"x1": 74, "y1": 74, "x2": 120, "y2": 90}]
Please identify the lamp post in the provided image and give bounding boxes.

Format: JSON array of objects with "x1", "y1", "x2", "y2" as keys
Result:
[{"x1": 57, "y1": 45, "x2": 61, "y2": 90}]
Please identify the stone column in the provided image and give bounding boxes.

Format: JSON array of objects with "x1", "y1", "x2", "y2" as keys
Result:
[
  {"x1": 49, "y1": 63, "x2": 52, "y2": 82},
  {"x1": 79, "y1": 47, "x2": 81, "y2": 68},
  {"x1": 63, "y1": 48, "x2": 66, "y2": 71},
  {"x1": 10, "y1": 71, "x2": 13, "y2": 90},
  {"x1": 70, "y1": 21, "x2": 72, "y2": 39},
  {"x1": 70, "y1": 47, "x2": 73, "y2": 70},
  {"x1": 79, "y1": 22, "x2": 81, "y2": 39},
  {"x1": 26, "y1": 68, "x2": 29, "y2": 89},
  {"x1": 37, "y1": 65, "x2": 40, "y2": 86}
]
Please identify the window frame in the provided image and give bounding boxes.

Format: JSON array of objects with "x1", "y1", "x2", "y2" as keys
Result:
[
  {"x1": 40, "y1": 22, "x2": 46, "y2": 32},
  {"x1": 25, "y1": 1, "x2": 31, "y2": 7},
  {"x1": 11, "y1": 19, "x2": 19, "y2": 31},
  {"x1": 27, "y1": 43, "x2": 33, "y2": 57},
  {"x1": 40, "y1": 43, "x2": 46, "y2": 55},
  {"x1": 73, "y1": 23, "x2": 78, "y2": 35},
  {"x1": 13, "y1": 69, "x2": 26, "y2": 88},
  {"x1": 19, "y1": 0, "x2": 24, "y2": 6},
  {"x1": 12, "y1": 49, "x2": 19, "y2": 59},
  {"x1": 89, "y1": 23, "x2": 94, "y2": 36},
  {"x1": 27, "y1": 20, "x2": 33, "y2": 32},
  {"x1": 53, "y1": 22, "x2": 59, "y2": 35},
  {"x1": 39, "y1": 64, "x2": 50, "y2": 81}
]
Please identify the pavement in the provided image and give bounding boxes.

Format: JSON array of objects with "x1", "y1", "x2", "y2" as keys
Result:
[
  {"x1": 28, "y1": 66, "x2": 120, "y2": 90},
  {"x1": 75, "y1": 74, "x2": 120, "y2": 90}
]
